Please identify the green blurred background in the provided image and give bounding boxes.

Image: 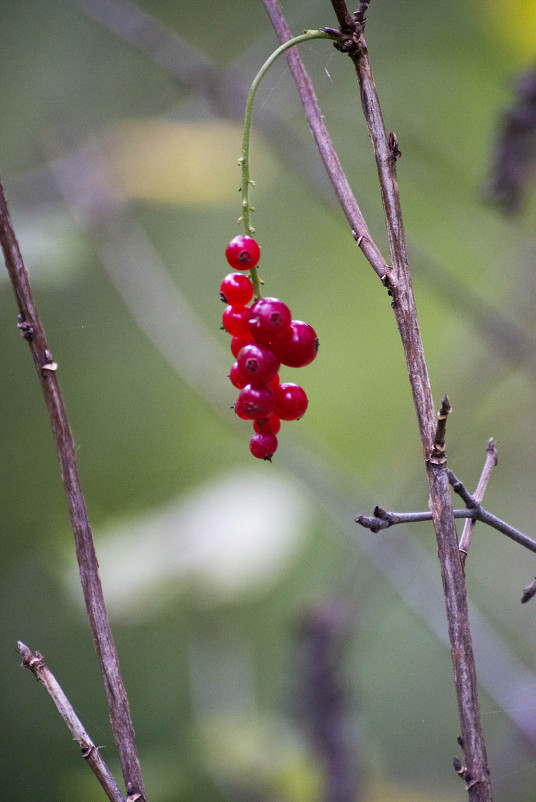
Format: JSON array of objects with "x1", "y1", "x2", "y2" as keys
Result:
[{"x1": 1, "y1": 1, "x2": 536, "y2": 800}]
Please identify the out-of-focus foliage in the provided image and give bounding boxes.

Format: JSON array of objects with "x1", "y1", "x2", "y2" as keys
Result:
[{"x1": 1, "y1": 1, "x2": 536, "y2": 801}]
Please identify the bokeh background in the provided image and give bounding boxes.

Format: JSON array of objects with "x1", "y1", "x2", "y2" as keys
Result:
[{"x1": 1, "y1": 1, "x2": 536, "y2": 800}]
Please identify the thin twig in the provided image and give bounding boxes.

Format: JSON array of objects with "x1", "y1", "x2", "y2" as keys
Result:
[
  {"x1": 262, "y1": 0, "x2": 391, "y2": 284},
  {"x1": 0, "y1": 178, "x2": 147, "y2": 802},
  {"x1": 447, "y1": 469, "x2": 535, "y2": 554},
  {"x1": 355, "y1": 503, "x2": 536, "y2": 554},
  {"x1": 324, "y1": 2, "x2": 492, "y2": 797},
  {"x1": 18, "y1": 643, "x2": 127, "y2": 802},
  {"x1": 431, "y1": 394, "x2": 451, "y2": 463},
  {"x1": 459, "y1": 440, "x2": 498, "y2": 563}
]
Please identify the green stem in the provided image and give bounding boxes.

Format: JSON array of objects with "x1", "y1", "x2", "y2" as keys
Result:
[{"x1": 238, "y1": 29, "x2": 339, "y2": 297}]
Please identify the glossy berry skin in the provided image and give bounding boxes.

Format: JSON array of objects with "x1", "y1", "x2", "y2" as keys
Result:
[
  {"x1": 274, "y1": 382, "x2": 308, "y2": 421},
  {"x1": 220, "y1": 273, "x2": 254, "y2": 306},
  {"x1": 225, "y1": 235, "x2": 261, "y2": 270},
  {"x1": 253, "y1": 414, "x2": 281, "y2": 435},
  {"x1": 237, "y1": 343, "x2": 280, "y2": 386},
  {"x1": 229, "y1": 361, "x2": 248, "y2": 390},
  {"x1": 231, "y1": 333, "x2": 255, "y2": 358},
  {"x1": 273, "y1": 320, "x2": 318, "y2": 367},
  {"x1": 235, "y1": 384, "x2": 275, "y2": 420},
  {"x1": 222, "y1": 304, "x2": 252, "y2": 337},
  {"x1": 248, "y1": 297, "x2": 292, "y2": 344},
  {"x1": 249, "y1": 431, "x2": 278, "y2": 460}
]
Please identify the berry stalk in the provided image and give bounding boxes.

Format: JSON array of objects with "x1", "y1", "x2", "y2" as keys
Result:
[{"x1": 238, "y1": 28, "x2": 339, "y2": 298}]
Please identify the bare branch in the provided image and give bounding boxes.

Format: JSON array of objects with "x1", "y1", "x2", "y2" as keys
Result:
[
  {"x1": 262, "y1": 0, "x2": 391, "y2": 284},
  {"x1": 0, "y1": 178, "x2": 147, "y2": 802},
  {"x1": 18, "y1": 643, "x2": 127, "y2": 802},
  {"x1": 327, "y1": 6, "x2": 492, "y2": 798},
  {"x1": 459, "y1": 440, "x2": 498, "y2": 563},
  {"x1": 355, "y1": 502, "x2": 536, "y2": 555},
  {"x1": 431, "y1": 394, "x2": 451, "y2": 463}
]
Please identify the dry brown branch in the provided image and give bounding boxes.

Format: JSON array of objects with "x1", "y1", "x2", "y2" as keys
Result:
[
  {"x1": 0, "y1": 178, "x2": 147, "y2": 802},
  {"x1": 18, "y1": 642, "x2": 127, "y2": 802},
  {"x1": 459, "y1": 440, "x2": 498, "y2": 563},
  {"x1": 262, "y1": 1, "x2": 493, "y2": 797}
]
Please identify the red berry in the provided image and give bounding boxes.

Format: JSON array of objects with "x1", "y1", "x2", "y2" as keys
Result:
[
  {"x1": 272, "y1": 320, "x2": 318, "y2": 367},
  {"x1": 253, "y1": 414, "x2": 281, "y2": 435},
  {"x1": 274, "y1": 382, "x2": 308, "y2": 421},
  {"x1": 248, "y1": 297, "x2": 292, "y2": 344},
  {"x1": 220, "y1": 273, "x2": 254, "y2": 305},
  {"x1": 268, "y1": 374, "x2": 280, "y2": 391},
  {"x1": 231, "y1": 333, "x2": 255, "y2": 358},
  {"x1": 235, "y1": 384, "x2": 275, "y2": 420},
  {"x1": 225, "y1": 235, "x2": 261, "y2": 270},
  {"x1": 222, "y1": 304, "x2": 252, "y2": 337},
  {"x1": 249, "y1": 431, "x2": 278, "y2": 460},
  {"x1": 229, "y1": 361, "x2": 248, "y2": 390},
  {"x1": 237, "y1": 343, "x2": 280, "y2": 386}
]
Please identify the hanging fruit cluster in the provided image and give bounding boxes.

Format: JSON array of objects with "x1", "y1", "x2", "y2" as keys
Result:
[{"x1": 221, "y1": 235, "x2": 318, "y2": 460}]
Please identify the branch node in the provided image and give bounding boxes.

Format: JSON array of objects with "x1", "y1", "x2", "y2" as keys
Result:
[
  {"x1": 388, "y1": 131, "x2": 402, "y2": 160},
  {"x1": 17, "y1": 313, "x2": 34, "y2": 340},
  {"x1": 430, "y1": 394, "x2": 451, "y2": 463}
]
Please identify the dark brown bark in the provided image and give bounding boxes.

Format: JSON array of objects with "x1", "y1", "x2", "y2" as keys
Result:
[
  {"x1": 263, "y1": 2, "x2": 493, "y2": 798},
  {"x1": 0, "y1": 179, "x2": 147, "y2": 802}
]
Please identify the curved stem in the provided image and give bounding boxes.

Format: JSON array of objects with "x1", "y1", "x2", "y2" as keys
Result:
[{"x1": 239, "y1": 29, "x2": 339, "y2": 297}]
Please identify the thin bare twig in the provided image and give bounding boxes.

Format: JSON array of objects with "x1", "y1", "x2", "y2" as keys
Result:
[
  {"x1": 324, "y1": 3, "x2": 491, "y2": 797},
  {"x1": 0, "y1": 178, "x2": 147, "y2": 802},
  {"x1": 431, "y1": 394, "x2": 451, "y2": 463},
  {"x1": 262, "y1": 0, "x2": 391, "y2": 284},
  {"x1": 459, "y1": 440, "x2": 498, "y2": 563},
  {"x1": 355, "y1": 502, "x2": 536, "y2": 555},
  {"x1": 18, "y1": 642, "x2": 127, "y2": 802}
]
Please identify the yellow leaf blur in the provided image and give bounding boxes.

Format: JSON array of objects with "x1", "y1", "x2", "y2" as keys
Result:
[
  {"x1": 107, "y1": 118, "x2": 275, "y2": 206},
  {"x1": 471, "y1": 0, "x2": 536, "y2": 63}
]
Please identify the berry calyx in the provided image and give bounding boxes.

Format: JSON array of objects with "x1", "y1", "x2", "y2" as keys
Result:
[
  {"x1": 222, "y1": 304, "x2": 252, "y2": 337},
  {"x1": 220, "y1": 273, "x2": 254, "y2": 305},
  {"x1": 249, "y1": 431, "x2": 278, "y2": 461},
  {"x1": 248, "y1": 297, "x2": 292, "y2": 344},
  {"x1": 237, "y1": 343, "x2": 280, "y2": 386},
  {"x1": 235, "y1": 384, "x2": 275, "y2": 420},
  {"x1": 274, "y1": 382, "x2": 308, "y2": 421},
  {"x1": 225, "y1": 235, "x2": 261, "y2": 270},
  {"x1": 273, "y1": 320, "x2": 319, "y2": 367},
  {"x1": 253, "y1": 414, "x2": 281, "y2": 435}
]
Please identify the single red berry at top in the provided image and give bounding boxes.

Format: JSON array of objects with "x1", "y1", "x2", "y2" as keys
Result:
[
  {"x1": 273, "y1": 320, "x2": 318, "y2": 367},
  {"x1": 274, "y1": 382, "x2": 308, "y2": 421},
  {"x1": 220, "y1": 273, "x2": 254, "y2": 305},
  {"x1": 248, "y1": 297, "x2": 292, "y2": 344},
  {"x1": 225, "y1": 235, "x2": 261, "y2": 271},
  {"x1": 249, "y1": 431, "x2": 278, "y2": 461}
]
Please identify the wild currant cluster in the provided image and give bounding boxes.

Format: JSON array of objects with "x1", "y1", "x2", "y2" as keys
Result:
[{"x1": 221, "y1": 234, "x2": 318, "y2": 460}]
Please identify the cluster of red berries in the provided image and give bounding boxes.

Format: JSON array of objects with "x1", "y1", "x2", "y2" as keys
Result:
[{"x1": 221, "y1": 234, "x2": 318, "y2": 461}]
